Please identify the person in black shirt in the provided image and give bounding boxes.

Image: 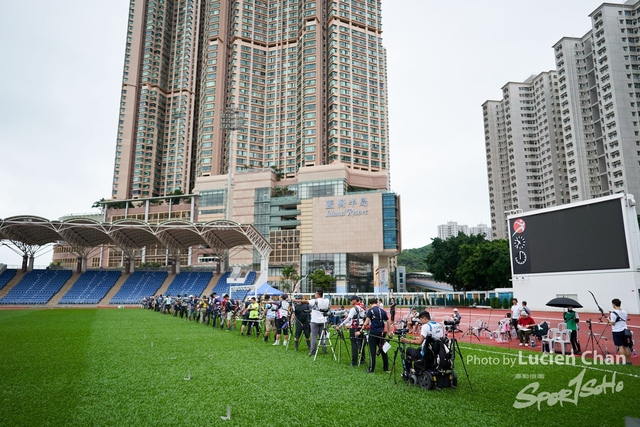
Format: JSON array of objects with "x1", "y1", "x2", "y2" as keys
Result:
[
  {"x1": 389, "y1": 298, "x2": 396, "y2": 322},
  {"x1": 359, "y1": 298, "x2": 392, "y2": 373},
  {"x1": 292, "y1": 298, "x2": 311, "y2": 351}
]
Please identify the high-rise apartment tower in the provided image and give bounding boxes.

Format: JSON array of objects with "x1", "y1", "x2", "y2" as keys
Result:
[
  {"x1": 111, "y1": 0, "x2": 389, "y2": 200},
  {"x1": 484, "y1": 0, "x2": 640, "y2": 239},
  {"x1": 483, "y1": 72, "x2": 567, "y2": 239}
]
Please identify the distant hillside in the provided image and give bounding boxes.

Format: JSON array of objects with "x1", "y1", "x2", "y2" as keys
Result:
[{"x1": 397, "y1": 244, "x2": 433, "y2": 273}]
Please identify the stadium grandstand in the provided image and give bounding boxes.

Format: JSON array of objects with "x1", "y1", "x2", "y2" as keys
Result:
[
  {"x1": 0, "y1": 270, "x2": 72, "y2": 305},
  {"x1": 109, "y1": 271, "x2": 168, "y2": 305},
  {"x1": 164, "y1": 271, "x2": 212, "y2": 298},
  {"x1": 58, "y1": 270, "x2": 121, "y2": 305},
  {"x1": 0, "y1": 216, "x2": 271, "y2": 287}
]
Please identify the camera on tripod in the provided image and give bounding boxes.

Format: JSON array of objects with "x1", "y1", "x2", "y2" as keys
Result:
[
  {"x1": 394, "y1": 321, "x2": 409, "y2": 337},
  {"x1": 443, "y1": 319, "x2": 457, "y2": 332}
]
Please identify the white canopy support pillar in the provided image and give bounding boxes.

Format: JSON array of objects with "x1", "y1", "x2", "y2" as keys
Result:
[
  {"x1": 240, "y1": 224, "x2": 272, "y2": 286},
  {"x1": 373, "y1": 253, "x2": 380, "y2": 294}
]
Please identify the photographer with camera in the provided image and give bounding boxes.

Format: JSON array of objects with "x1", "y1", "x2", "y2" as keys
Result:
[
  {"x1": 306, "y1": 290, "x2": 330, "y2": 356},
  {"x1": 400, "y1": 311, "x2": 444, "y2": 372},
  {"x1": 335, "y1": 295, "x2": 366, "y2": 366},
  {"x1": 358, "y1": 298, "x2": 392, "y2": 373}
]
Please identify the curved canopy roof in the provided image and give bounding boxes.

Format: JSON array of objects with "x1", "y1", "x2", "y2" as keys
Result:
[{"x1": 0, "y1": 217, "x2": 270, "y2": 255}]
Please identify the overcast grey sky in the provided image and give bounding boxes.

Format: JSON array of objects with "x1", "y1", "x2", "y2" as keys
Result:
[{"x1": 0, "y1": 0, "x2": 610, "y2": 266}]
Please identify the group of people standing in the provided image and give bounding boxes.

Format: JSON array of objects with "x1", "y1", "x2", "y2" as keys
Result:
[
  {"x1": 142, "y1": 289, "x2": 419, "y2": 374},
  {"x1": 509, "y1": 297, "x2": 633, "y2": 364}
]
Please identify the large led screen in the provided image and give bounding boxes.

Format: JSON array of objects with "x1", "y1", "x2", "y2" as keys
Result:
[{"x1": 509, "y1": 198, "x2": 630, "y2": 274}]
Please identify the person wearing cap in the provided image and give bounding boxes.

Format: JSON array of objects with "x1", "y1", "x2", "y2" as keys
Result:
[
  {"x1": 335, "y1": 295, "x2": 366, "y2": 366},
  {"x1": 452, "y1": 308, "x2": 461, "y2": 325},
  {"x1": 516, "y1": 311, "x2": 536, "y2": 346}
]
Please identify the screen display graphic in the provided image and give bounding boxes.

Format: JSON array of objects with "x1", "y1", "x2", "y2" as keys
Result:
[{"x1": 509, "y1": 198, "x2": 630, "y2": 274}]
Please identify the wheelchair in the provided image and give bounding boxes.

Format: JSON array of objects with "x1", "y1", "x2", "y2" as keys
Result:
[{"x1": 402, "y1": 337, "x2": 457, "y2": 390}]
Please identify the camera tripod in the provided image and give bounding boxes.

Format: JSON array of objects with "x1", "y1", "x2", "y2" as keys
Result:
[
  {"x1": 313, "y1": 321, "x2": 336, "y2": 361},
  {"x1": 355, "y1": 329, "x2": 369, "y2": 367},
  {"x1": 461, "y1": 323, "x2": 481, "y2": 342},
  {"x1": 584, "y1": 318, "x2": 610, "y2": 356},
  {"x1": 389, "y1": 333, "x2": 409, "y2": 385},
  {"x1": 447, "y1": 330, "x2": 473, "y2": 391},
  {"x1": 334, "y1": 327, "x2": 350, "y2": 363}
]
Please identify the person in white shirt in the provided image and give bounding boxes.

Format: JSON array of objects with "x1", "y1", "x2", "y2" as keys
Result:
[
  {"x1": 511, "y1": 298, "x2": 522, "y2": 331},
  {"x1": 273, "y1": 294, "x2": 290, "y2": 346},
  {"x1": 609, "y1": 298, "x2": 632, "y2": 365},
  {"x1": 306, "y1": 290, "x2": 330, "y2": 356},
  {"x1": 401, "y1": 311, "x2": 444, "y2": 371}
]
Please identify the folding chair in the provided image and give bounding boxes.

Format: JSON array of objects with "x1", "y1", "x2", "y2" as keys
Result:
[
  {"x1": 541, "y1": 328, "x2": 558, "y2": 354},
  {"x1": 552, "y1": 329, "x2": 572, "y2": 355}
]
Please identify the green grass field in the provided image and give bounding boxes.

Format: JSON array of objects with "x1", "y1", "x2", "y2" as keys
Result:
[{"x1": 0, "y1": 308, "x2": 638, "y2": 427}]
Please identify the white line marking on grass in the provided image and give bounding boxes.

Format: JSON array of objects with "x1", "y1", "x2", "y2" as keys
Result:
[
  {"x1": 459, "y1": 345, "x2": 640, "y2": 379},
  {"x1": 220, "y1": 405, "x2": 231, "y2": 420}
]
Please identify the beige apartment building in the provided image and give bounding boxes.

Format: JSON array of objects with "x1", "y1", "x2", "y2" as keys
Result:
[
  {"x1": 52, "y1": 0, "x2": 401, "y2": 293},
  {"x1": 483, "y1": 72, "x2": 566, "y2": 239},
  {"x1": 112, "y1": 0, "x2": 389, "y2": 201}
]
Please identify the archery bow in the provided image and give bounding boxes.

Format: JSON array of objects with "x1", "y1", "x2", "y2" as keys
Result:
[{"x1": 588, "y1": 291, "x2": 607, "y2": 321}]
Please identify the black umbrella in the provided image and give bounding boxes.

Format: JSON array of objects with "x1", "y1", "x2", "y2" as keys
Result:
[{"x1": 546, "y1": 297, "x2": 583, "y2": 308}]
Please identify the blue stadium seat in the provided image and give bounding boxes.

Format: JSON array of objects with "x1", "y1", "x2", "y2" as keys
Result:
[
  {"x1": 58, "y1": 270, "x2": 121, "y2": 304},
  {"x1": 0, "y1": 270, "x2": 72, "y2": 305},
  {"x1": 211, "y1": 271, "x2": 231, "y2": 296},
  {"x1": 109, "y1": 271, "x2": 167, "y2": 304},
  {"x1": 164, "y1": 271, "x2": 212, "y2": 298}
]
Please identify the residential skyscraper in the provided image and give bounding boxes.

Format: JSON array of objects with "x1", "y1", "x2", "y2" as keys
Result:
[
  {"x1": 484, "y1": 0, "x2": 640, "y2": 240},
  {"x1": 437, "y1": 221, "x2": 492, "y2": 241},
  {"x1": 554, "y1": 1, "x2": 640, "y2": 202},
  {"x1": 483, "y1": 72, "x2": 567, "y2": 239},
  {"x1": 111, "y1": 0, "x2": 389, "y2": 201}
]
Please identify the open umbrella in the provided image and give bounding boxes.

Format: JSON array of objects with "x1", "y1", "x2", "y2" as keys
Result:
[{"x1": 546, "y1": 297, "x2": 582, "y2": 308}]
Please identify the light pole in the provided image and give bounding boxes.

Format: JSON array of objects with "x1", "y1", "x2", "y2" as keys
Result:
[{"x1": 221, "y1": 108, "x2": 246, "y2": 221}]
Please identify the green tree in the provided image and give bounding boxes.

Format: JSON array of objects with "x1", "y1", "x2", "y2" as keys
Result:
[
  {"x1": 280, "y1": 265, "x2": 299, "y2": 293},
  {"x1": 397, "y1": 244, "x2": 433, "y2": 272},
  {"x1": 308, "y1": 269, "x2": 334, "y2": 292},
  {"x1": 457, "y1": 239, "x2": 511, "y2": 291},
  {"x1": 425, "y1": 233, "x2": 486, "y2": 291}
]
